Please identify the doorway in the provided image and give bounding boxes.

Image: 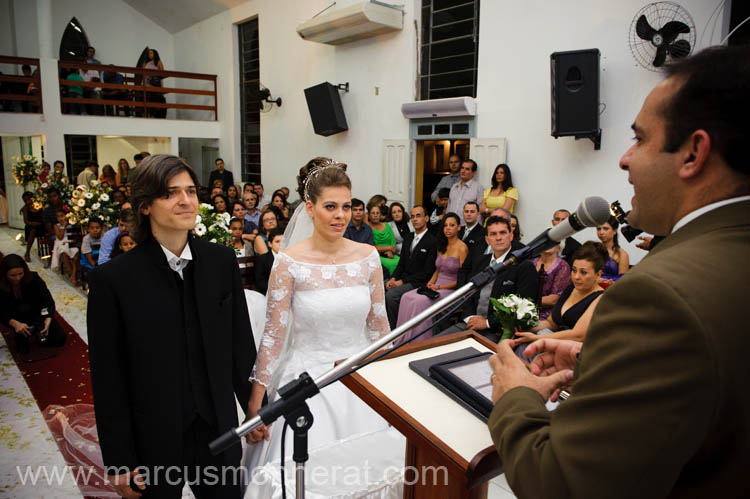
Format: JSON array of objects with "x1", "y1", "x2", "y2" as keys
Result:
[{"x1": 415, "y1": 138, "x2": 468, "y2": 211}]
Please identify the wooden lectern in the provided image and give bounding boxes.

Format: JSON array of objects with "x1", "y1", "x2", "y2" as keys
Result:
[{"x1": 340, "y1": 331, "x2": 503, "y2": 498}]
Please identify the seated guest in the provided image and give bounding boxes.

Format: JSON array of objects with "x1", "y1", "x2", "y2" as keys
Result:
[
  {"x1": 553, "y1": 208, "x2": 582, "y2": 265},
  {"x1": 385, "y1": 205, "x2": 437, "y2": 328},
  {"x1": 514, "y1": 241, "x2": 606, "y2": 354},
  {"x1": 255, "y1": 229, "x2": 283, "y2": 295},
  {"x1": 243, "y1": 191, "x2": 261, "y2": 228},
  {"x1": 99, "y1": 164, "x2": 118, "y2": 187},
  {"x1": 243, "y1": 182, "x2": 255, "y2": 195},
  {"x1": 254, "y1": 208, "x2": 278, "y2": 255},
  {"x1": 271, "y1": 189, "x2": 290, "y2": 223},
  {"x1": 0, "y1": 254, "x2": 67, "y2": 354},
  {"x1": 367, "y1": 202, "x2": 399, "y2": 278},
  {"x1": 43, "y1": 187, "x2": 64, "y2": 240},
  {"x1": 597, "y1": 216, "x2": 630, "y2": 282},
  {"x1": 226, "y1": 184, "x2": 240, "y2": 205},
  {"x1": 344, "y1": 198, "x2": 374, "y2": 245},
  {"x1": 366, "y1": 194, "x2": 388, "y2": 223},
  {"x1": 112, "y1": 190, "x2": 126, "y2": 205},
  {"x1": 229, "y1": 217, "x2": 254, "y2": 259},
  {"x1": 51, "y1": 209, "x2": 81, "y2": 285},
  {"x1": 212, "y1": 193, "x2": 229, "y2": 214},
  {"x1": 429, "y1": 188, "x2": 450, "y2": 233},
  {"x1": 109, "y1": 231, "x2": 137, "y2": 259},
  {"x1": 210, "y1": 186, "x2": 224, "y2": 200},
  {"x1": 230, "y1": 200, "x2": 258, "y2": 244},
  {"x1": 80, "y1": 218, "x2": 103, "y2": 284},
  {"x1": 437, "y1": 216, "x2": 538, "y2": 342},
  {"x1": 533, "y1": 245, "x2": 571, "y2": 320},
  {"x1": 394, "y1": 212, "x2": 468, "y2": 345},
  {"x1": 388, "y1": 202, "x2": 413, "y2": 254},
  {"x1": 459, "y1": 201, "x2": 486, "y2": 254},
  {"x1": 481, "y1": 163, "x2": 519, "y2": 216},
  {"x1": 21, "y1": 191, "x2": 45, "y2": 262},
  {"x1": 263, "y1": 204, "x2": 287, "y2": 231},
  {"x1": 98, "y1": 207, "x2": 134, "y2": 265}
]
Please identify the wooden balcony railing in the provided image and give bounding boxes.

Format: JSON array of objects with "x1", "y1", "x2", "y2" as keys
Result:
[
  {"x1": 0, "y1": 56, "x2": 43, "y2": 113},
  {"x1": 58, "y1": 60, "x2": 217, "y2": 120}
]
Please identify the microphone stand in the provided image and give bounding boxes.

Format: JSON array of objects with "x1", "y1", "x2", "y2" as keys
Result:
[{"x1": 210, "y1": 243, "x2": 554, "y2": 496}]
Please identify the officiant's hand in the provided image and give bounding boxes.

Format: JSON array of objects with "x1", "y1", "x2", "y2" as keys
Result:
[
  {"x1": 489, "y1": 340, "x2": 574, "y2": 403},
  {"x1": 522, "y1": 338, "x2": 581, "y2": 402}
]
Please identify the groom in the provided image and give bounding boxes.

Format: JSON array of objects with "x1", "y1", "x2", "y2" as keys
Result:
[{"x1": 88, "y1": 155, "x2": 256, "y2": 498}]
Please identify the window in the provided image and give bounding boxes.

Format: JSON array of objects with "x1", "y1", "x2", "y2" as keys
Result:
[
  {"x1": 420, "y1": 0, "x2": 480, "y2": 100},
  {"x1": 59, "y1": 17, "x2": 90, "y2": 61},
  {"x1": 238, "y1": 18, "x2": 261, "y2": 183}
]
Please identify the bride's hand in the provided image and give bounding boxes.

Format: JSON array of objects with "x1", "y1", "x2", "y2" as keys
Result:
[{"x1": 245, "y1": 405, "x2": 271, "y2": 444}]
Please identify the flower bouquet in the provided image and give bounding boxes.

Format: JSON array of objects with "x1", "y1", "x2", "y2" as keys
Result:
[
  {"x1": 193, "y1": 203, "x2": 232, "y2": 246},
  {"x1": 12, "y1": 154, "x2": 41, "y2": 186},
  {"x1": 489, "y1": 294, "x2": 539, "y2": 341},
  {"x1": 31, "y1": 174, "x2": 74, "y2": 211},
  {"x1": 66, "y1": 181, "x2": 118, "y2": 228}
]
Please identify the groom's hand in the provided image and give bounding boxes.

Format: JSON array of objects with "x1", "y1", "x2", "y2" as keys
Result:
[{"x1": 108, "y1": 469, "x2": 144, "y2": 498}]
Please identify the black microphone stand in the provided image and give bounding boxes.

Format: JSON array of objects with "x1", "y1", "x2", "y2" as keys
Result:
[{"x1": 210, "y1": 240, "x2": 559, "y2": 497}]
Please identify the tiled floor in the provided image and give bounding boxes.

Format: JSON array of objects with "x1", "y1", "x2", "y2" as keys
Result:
[{"x1": 0, "y1": 225, "x2": 517, "y2": 499}]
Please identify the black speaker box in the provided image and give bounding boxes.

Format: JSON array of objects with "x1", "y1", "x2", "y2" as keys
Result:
[
  {"x1": 550, "y1": 49, "x2": 600, "y2": 139},
  {"x1": 304, "y1": 82, "x2": 348, "y2": 137}
]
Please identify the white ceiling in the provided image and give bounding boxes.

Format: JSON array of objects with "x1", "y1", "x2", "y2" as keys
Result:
[{"x1": 122, "y1": 0, "x2": 247, "y2": 33}]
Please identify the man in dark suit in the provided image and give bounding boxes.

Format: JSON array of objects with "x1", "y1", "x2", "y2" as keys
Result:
[
  {"x1": 553, "y1": 208, "x2": 581, "y2": 265},
  {"x1": 488, "y1": 46, "x2": 750, "y2": 497},
  {"x1": 385, "y1": 205, "x2": 437, "y2": 329},
  {"x1": 208, "y1": 157, "x2": 234, "y2": 191},
  {"x1": 437, "y1": 216, "x2": 537, "y2": 342},
  {"x1": 255, "y1": 228, "x2": 283, "y2": 294},
  {"x1": 88, "y1": 155, "x2": 255, "y2": 498},
  {"x1": 458, "y1": 201, "x2": 486, "y2": 255}
]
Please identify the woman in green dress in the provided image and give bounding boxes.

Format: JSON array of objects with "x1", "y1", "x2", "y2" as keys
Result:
[{"x1": 367, "y1": 203, "x2": 399, "y2": 277}]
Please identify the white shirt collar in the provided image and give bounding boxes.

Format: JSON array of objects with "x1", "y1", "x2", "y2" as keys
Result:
[
  {"x1": 493, "y1": 247, "x2": 511, "y2": 266},
  {"x1": 464, "y1": 222, "x2": 478, "y2": 233},
  {"x1": 160, "y1": 243, "x2": 193, "y2": 279},
  {"x1": 671, "y1": 195, "x2": 750, "y2": 234}
]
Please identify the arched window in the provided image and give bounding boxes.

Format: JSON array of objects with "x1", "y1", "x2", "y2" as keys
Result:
[{"x1": 59, "y1": 17, "x2": 90, "y2": 61}]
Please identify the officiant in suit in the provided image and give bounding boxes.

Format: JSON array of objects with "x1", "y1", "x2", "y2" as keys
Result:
[
  {"x1": 385, "y1": 205, "x2": 437, "y2": 329},
  {"x1": 437, "y1": 216, "x2": 537, "y2": 342},
  {"x1": 88, "y1": 155, "x2": 256, "y2": 498},
  {"x1": 487, "y1": 46, "x2": 750, "y2": 497}
]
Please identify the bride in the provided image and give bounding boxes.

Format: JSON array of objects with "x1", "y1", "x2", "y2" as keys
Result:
[{"x1": 243, "y1": 158, "x2": 391, "y2": 488}]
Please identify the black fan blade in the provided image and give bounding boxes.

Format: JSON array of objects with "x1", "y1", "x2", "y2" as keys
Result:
[
  {"x1": 668, "y1": 39, "x2": 691, "y2": 59},
  {"x1": 636, "y1": 15, "x2": 657, "y2": 41},
  {"x1": 653, "y1": 46, "x2": 668, "y2": 67},
  {"x1": 659, "y1": 21, "x2": 690, "y2": 44}
]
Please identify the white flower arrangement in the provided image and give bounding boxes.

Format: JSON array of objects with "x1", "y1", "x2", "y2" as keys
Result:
[
  {"x1": 66, "y1": 183, "x2": 118, "y2": 228},
  {"x1": 11, "y1": 155, "x2": 41, "y2": 185},
  {"x1": 192, "y1": 204, "x2": 232, "y2": 246},
  {"x1": 490, "y1": 294, "x2": 540, "y2": 341}
]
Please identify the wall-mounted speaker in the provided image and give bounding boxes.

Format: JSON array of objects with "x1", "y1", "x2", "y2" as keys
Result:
[
  {"x1": 304, "y1": 82, "x2": 348, "y2": 136},
  {"x1": 551, "y1": 48, "x2": 601, "y2": 149}
]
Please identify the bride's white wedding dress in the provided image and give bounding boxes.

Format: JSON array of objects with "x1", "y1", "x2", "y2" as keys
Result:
[{"x1": 243, "y1": 248, "x2": 394, "y2": 495}]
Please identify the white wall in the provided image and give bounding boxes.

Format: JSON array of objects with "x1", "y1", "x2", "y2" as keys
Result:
[
  {"x1": 474, "y1": 0, "x2": 721, "y2": 263},
  {"x1": 173, "y1": 0, "x2": 416, "y2": 202},
  {"x1": 96, "y1": 136, "x2": 170, "y2": 171},
  {"x1": 50, "y1": 0, "x2": 173, "y2": 68}
]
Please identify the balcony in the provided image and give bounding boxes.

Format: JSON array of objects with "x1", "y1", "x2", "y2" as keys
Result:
[
  {"x1": 58, "y1": 61, "x2": 218, "y2": 121},
  {"x1": 0, "y1": 56, "x2": 43, "y2": 114}
]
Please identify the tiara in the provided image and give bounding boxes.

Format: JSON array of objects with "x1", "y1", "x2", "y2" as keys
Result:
[{"x1": 303, "y1": 158, "x2": 340, "y2": 200}]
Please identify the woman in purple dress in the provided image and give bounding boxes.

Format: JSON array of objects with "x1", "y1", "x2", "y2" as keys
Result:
[
  {"x1": 394, "y1": 212, "x2": 468, "y2": 345},
  {"x1": 533, "y1": 245, "x2": 571, "y2": 320}
]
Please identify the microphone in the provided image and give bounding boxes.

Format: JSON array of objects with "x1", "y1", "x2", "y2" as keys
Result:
[{"x1": 509, "y1": 196, "x2": 611, "y2": 263}]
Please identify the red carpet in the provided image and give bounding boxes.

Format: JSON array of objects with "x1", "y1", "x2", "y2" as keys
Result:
[{"x1": 1, "y1": 313, "x2": 116, "y2": 498}]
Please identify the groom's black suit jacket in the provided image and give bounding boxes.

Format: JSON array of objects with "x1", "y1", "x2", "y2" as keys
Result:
[
  {"x1": 457, "y1": 248, "x2": 538, "y2": 332},
  {"x1": 88, "y1": 235, "x2": 256, "y2": 470}
]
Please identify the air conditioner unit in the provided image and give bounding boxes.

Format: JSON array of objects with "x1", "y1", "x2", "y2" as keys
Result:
[
  {"x1": 296, "y1": 1, "x2": 403, "y2": 45},
  {"x1": 401, "y1": 97, "x2": 477, "y2": 119}
]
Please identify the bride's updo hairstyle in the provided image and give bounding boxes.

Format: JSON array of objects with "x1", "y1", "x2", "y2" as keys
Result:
[{"x1": 297, "y1": 157, "x2": 350, "y2": 203}]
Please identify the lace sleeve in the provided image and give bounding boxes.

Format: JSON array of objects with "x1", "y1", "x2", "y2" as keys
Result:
[
  {"x1": 365, "y1": 250, "x2": 390, "y2": 341},
  {"x1": 250, "y1": 253, "x2": 294, "y2": 387}
]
